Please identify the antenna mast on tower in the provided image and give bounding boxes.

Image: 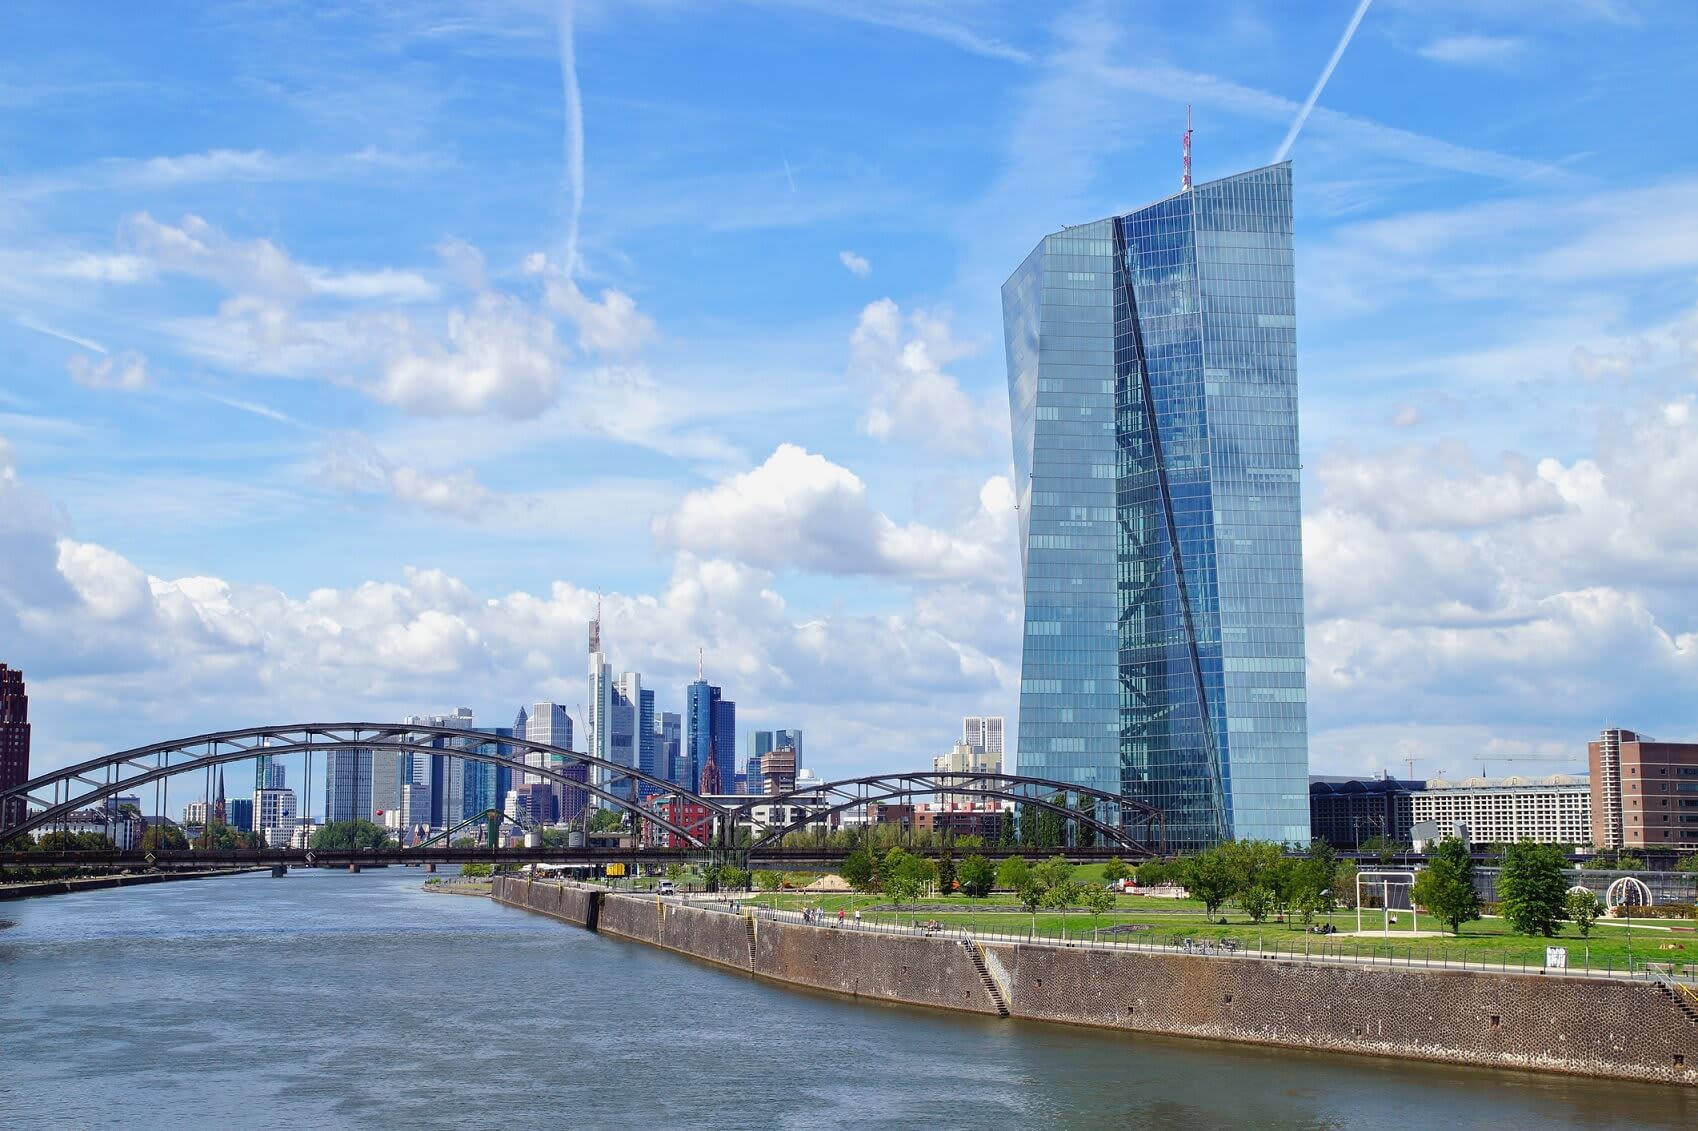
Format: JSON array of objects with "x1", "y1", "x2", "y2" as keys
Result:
[
  {"x1": 697, "y1": 646, "x2": 704, "y2": 681},
  {"x1": 589, "y1": 595, "x2": 601, "y2": 654},
  {"x1": 1182, "y1": 104, "x2": 1193, "y2": 191}
]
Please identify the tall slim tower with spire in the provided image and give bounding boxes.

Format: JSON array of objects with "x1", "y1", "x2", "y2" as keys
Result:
[{"x1": 213, "y1": 770, "x2": 227, "y2": 826}]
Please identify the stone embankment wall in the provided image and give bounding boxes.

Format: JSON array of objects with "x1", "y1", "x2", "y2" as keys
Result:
[{"x1": 492, "y1": 879, "x2": 1697, "y2": 1085}]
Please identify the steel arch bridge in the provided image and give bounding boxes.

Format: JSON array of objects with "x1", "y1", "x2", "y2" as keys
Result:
[
  {"x1": 0, "y1": 723, "x2": 732, "y2": 848},
  {"x1": 730, "y1": 771, "x2": 1165, "y2": 854}
]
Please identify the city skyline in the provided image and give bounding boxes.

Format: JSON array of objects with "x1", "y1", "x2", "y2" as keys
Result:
[{"x1": 3, "y1": 2, "x2": 1696, "y2": 801}]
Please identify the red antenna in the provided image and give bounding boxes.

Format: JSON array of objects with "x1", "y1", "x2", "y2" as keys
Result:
[{"x1": 1182, "y1": 104, "x2": 1193, "y2": 191}]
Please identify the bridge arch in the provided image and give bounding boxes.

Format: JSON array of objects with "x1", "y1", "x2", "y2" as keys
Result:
[
  {"x1": 0, "y1": 723, "x2": 727, "y2": 848},
  {"x1": 730, "y1": 771, "x2": 1164, "y2": 854}
]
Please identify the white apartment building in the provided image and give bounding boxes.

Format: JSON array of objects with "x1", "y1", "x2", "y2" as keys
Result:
[
  {"x1": 255, "y1": 787, "x2": 297, "y2": 836},
  {"x1": 1412, "y1": 776, "x2": 1591, "y2": 846},
  {"x1": 963, "y1": 716, "x2": 1005, "y2": 759},
  {"x1": 182, "y1": 801, "x2": 210, "y2": 827}
]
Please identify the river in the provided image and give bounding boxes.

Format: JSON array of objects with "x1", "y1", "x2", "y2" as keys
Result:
[{"x1": 1, "y1": 867, "x2": 1692, "y2": 1129}]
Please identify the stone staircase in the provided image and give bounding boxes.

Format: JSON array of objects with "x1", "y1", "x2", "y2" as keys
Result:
[
  {"x1": 962, "y1": 940, "x2": 1009, "y2": 1017},
  {"x1": 1652, "y1": 975, "x2": 1698, "y2": 1026},
  {"x1": 744, "y1": 913, "x2": 758, "y2": 969}
]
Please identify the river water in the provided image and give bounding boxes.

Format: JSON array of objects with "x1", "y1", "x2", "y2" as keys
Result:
[{"x1": 1, "y1": 868, "x2": 1693, "y2": 1129}]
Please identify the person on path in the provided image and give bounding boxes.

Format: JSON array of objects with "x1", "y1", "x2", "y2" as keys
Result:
[{"x1": 838, "y1": 908, "x2": 846, "y2": 926}]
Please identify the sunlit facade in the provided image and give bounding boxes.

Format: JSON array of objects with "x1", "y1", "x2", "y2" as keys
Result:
[{"x1": 1002, "y1": 163, "x2": 1308, "y2": 850}]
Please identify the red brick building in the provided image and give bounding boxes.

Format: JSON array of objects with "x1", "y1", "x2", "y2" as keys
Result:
[{"x1": 1590, "y1": 727, "x2": 1698, "y2": 850}]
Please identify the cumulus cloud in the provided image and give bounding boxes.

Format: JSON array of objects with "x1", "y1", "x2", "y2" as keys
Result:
[
  {"x1": 313, "y1": 433, "x2": 501, "y2": 520},
  {"x1": 545, "y1": 276, "x2": 656, "y2": 355},
  {"x1": 849, "y1": 299, "x2": 991, "y2": 455},
  {"x1": 379, "y1": 293, "x2": 563, "y2": 418},
  {"x1": 839, "y1": 250, "x2": 871, "y2": 277},
  {"x1": 67, "y1": 351, "x2": 149, "y2": 391},
  {"x1": 654, "y1": 444, "x2": 1014, "y2": 583},
  {"x1": 1304, "y1": 399, "x2": 1698, "y2": 770}
]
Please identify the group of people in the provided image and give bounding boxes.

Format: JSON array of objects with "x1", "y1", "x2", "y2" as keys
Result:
[{"x1": 799, "y1": 906, "x2": 862, "y2": 928}]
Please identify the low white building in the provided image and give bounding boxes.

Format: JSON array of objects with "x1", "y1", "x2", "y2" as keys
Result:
[{"x1": 1412, "y1": 775, "x2": 1590, "y2": 847}]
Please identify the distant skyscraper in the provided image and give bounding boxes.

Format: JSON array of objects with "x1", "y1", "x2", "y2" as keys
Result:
[
  {"x1": 514, "y1": 705, "x2": 530, "y2": 743},
  {"x1": 774, "y1": 728, "x2": 803, "y2": 775},
  {"x1": 637, "y1": 687, "x2": 657, "y2": 784},
  {"x1": 748, "y1": 731, "x2": 775, "y2": 788},
  {"x1": 685, "y1": 680, "x2": 714, "y2": 794},
  {"x1": 324, "y1": 749, "x2": 373, "y2": 824},
  {"x1": 404, "y1": 708, "x2": 474, "y2": 830},
  {"x1": 227, "y1": 797, "x2": 253, "y2": 832},
  {"x1": 370, "y1": 749, "x2": 400, "y2": 826},
  {"x1": 1002, "y1": 163, "x2": 1308, "y2": 850},
  {"x1": 256, "y1": 786, "x2": 297, "y2": 838},
  {"x1": 658, "y1": 712, "x2": 682, "y2": 785},
  {"x1": 962, "y1": 717, "x2": 1003, "y2": 759},
  {"x1": 1, "y1": 664, "x2": 31, "y2": 831}
]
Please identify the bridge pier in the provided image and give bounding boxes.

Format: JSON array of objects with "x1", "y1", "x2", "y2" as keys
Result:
[
  {"x1": 270, "y1": 865, "x2": 287, "y2": 878},
  {"x1": 426, "y1": 862, "x2": 436, "y2": 873},
  {"x1": 348, "y1": 863, "x2": 361, "y2": 874}
]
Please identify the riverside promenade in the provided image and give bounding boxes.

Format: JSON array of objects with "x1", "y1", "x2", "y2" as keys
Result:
[{"x1": 495, "y1": 876, "x2": 1698, "y2": 1087}]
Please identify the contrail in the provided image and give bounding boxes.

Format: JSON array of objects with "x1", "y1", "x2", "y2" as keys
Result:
[
  {"x1": 558, "y1": 0, "x2": 584, "y2": 279},
  {"x1": 782, "y1": 155, "x2": 796, "y2": 194},
  {"x1": 1273, "y1": 0, "x2": 1373, "y2": 163}
]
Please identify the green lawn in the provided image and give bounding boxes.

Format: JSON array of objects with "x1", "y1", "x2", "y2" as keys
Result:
[{"x1": 744, "y1": 889, "x2": 1695, "y2": 974}]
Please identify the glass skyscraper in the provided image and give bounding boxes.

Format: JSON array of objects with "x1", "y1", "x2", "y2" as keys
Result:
[{"x1": 1002, "y1": 162, "x2": 1308, "y2": 851}]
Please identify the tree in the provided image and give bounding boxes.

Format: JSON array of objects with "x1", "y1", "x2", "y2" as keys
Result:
[
  {"x1": 1677, "y1": 853, "x2": 1698, "y2": 874},
  {"x1": 1296, "y1": 840, "x2": 1337, "y2": 912},
  {"x1": 1183, "y1": 847, "x2": 1237, "y2": 919},
  {"x1": 202, "y1": 821, "x2": 260, "y2": 850},
  {"x1": 588, "y1": 808, "x2": 624, "y2": 833},
  {"x1": 1017, "y1": 874, "x2": 1048, "y2": 936},
  {"x1": 958, "y1": 854, "x2": 995, "y2": 898},
  {"x1": 311, "y1": 819, "x2": 392, "y2": 851},
  {"x1": 996, "y1": 855, "x2": 1031, "y2": 892},
  {"x1": 840, "y1": 848, "x2": 876, "y2": 893},
  {"x1": 140, "y1": 824, "x2": 188, "y2": 852},
  {"x1": 460, "y1": 862, "x2": 492, "y2": 877},
  {"x1": 1223, "y1": 840, "x2": 1283, "y2": 924},
  {"x1": 34, "y1": 830, "x2": 114, "y2": 852},
  {"x1": 1075, "y1": 797, "x2": 1097, "y2": 849},
  {"x1": 1135, "y1": 858, "x2": 1173, "y2": 888},
  {"x1": 719, "y1": 866, "x2": 750, "y2": 891},
  {"x1": 1034, "y1": 855, "x2": 1074, "y2": 891},
  {"x1": 1018, "y1": 802, "x2": 1037, "y2": 847},
  {"x1": 1102, "y1": 856, "x2": 1133, "y2": 883},
  {"x1": 1410, "y1": 837, "x2": 1481, "y2": 936},
  {"x1": 1080, "y1": 884, "x2": 1116, "y2": 936},
  {"x1": 1566, "y1": 887, "x2": 1602, "y2": 938},
  {"x1": 1499, "y1": 841, "x2": 1570, "y2": 937},
  {"x1": 753, "y1": 870, "x2": 782, "y2": 893},
  {"x1": 1334, "y1": 860, "x2": 1360, "y2": 909},
  {"x1": 1045, "y1": 879, "x2": 1083, "y2": 939},
  {"x1": 936, "y1": 844, "x2": 957, "y2": 895}
]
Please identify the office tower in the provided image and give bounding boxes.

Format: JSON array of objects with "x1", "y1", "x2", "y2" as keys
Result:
[
  {"x1": 398, "y1": 781, "x2": 430, "y2": 837},
  {"x1": 324, "y1": 748, "x2": 373, "y2": 824},
  {"x1": 637, "y1": 688, "x2": 657, "y2": 782},
  {"x1": 463, "y1": 725, "x2": 516, "y2": 820},
  {"x1": 1002, "y1": 163, "x2": 1308, "y2": 850},
  {"x1": 610, "y1": 673, "x2": 640, "y2": 799},
  {"x1": 255, "y1": 786, "x2": 298, "y2": 842},
  {"x1": 1, "y1": 665, "x2": 30, "y2": 831},
  {"x1": 773, "y1": 729, "x2": 803, "y2": 776},
  {"x1": 715, "y1": 699, "x2": 736, "y2": 790},
  {"x1": 227, "y1": 797, "x2": 253, "y2": 832},
  {"x1": 761, "y1": 746, "x2": 798, "y2": 795},
  {"x1": 748, "y1": 731, "x2": 775, "y2": 787},
  {"x1": 962, "y1": 717, "x2": 1004, "y2": 760},
  {"x1": 528, "y1": 702, "x2": 574, "y2": 750},
  {"x1": 685, "y1": 680, "x2": 712, "y2": 793},
  {"x1": 370, "y1": 749, "x2": 400, "y2": 826},
  {"x1": 658, "y1": 712, "x2": 682, "y2": 785},
  {"x1": 183, "y1": 801, "x2": 210, "y2": 827},
  {"x1": 514, "y1": 705, "x2": 529, "y2": 744}
]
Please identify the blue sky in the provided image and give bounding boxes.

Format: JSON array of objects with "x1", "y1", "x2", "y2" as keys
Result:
[{"x1": 5, "y1": 0, "x2": 1698, "y2": 809}]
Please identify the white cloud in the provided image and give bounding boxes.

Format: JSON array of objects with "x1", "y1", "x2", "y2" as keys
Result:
[
  {"x1": 1416, "y1": 34, "x2": 1528, "y2": 66},
  {"x1": 313, "y1": 433, "x2": 500, "y2": 520},
  {"x1": 379, "y1": 292, "x2": 563, "y2": 418},
  {"x1": 545, "y1": 276, "x2": 656, "y2": 356},
  {"x1": 839, "y1": 250, "x2": 871, "y2": 277},
  {"x1": 570, "y1": 364, "x2": 740, "y2": 463},
  {"x1": 66, "y1": 351, "x2": 149, "y2": 391},
  {"x1": 654, "y1": 443, "x2": 1014, "y2": 583},
  {"x1": 849, "y1": 298, "x2": 992, "y2": 455},
  {"x1": 52, "y1": 253, "x2": 153, "y2": 283}
]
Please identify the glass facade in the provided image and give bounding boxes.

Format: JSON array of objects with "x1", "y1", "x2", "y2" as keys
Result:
[{"x1": 1002, "y1": 162, "x2": 1308, "y2": 851}]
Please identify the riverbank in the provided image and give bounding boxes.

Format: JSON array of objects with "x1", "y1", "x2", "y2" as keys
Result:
[
  {"x1": 0, "y1": 867, "x2": 269, "y2": 901},
  {"x1": 494, "y1": 876, "x2": 1698, "y2": 1087}
]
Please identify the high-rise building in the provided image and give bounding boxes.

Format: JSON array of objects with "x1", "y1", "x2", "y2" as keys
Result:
[
  {"x1": 962, "y1": 717, "x2": 1004, "y2": 759},
  {"x1": 715, "y1": 699, "x2": 736, "y2": 791},
  {"x1": 1590, "y1": 727, "x2": 1698, "y2": 851},
  {"x1": 183, "y1": 801, "x2": 210, "y2": 827},
  {"x1": 774, "y1": 729, "x2": 802, "y2": 776},
  {"x1": 761, "y1": 746, "x2": 798, "y2": 795},
  {"x1": 611, "y1": 673, "x2": 641, "y2": 800},
  {"x1": 1, "y1": 664, "x2": 31, "y2": 831},
  {"x1": 658, "y1": 712, "x2": 682, "y2": 785},
  {"x1": 324, "y1": 748, "x2": 373, "y2": 824},
  {"x1": 637, "y1": 687, "x2": 657, "y2": 784},
  {"x1": 1002, "y1": 162, "x2": 1308, "y2": 850},
  {"x1": 227, "y1": 797, "x2": 253, "y2": 832},
  {"x1": 748, "y1": 731, "x2": 776, "y2": 786},
  {"x1": 370, "y1": 749, "x2": 400, "y2": 826},
  {"x1": 255, "y1": 786, "x2": 297, "y2": 842},
  {"x1": 685, "y1": 680, "x2": 718, "y2": 795}
]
